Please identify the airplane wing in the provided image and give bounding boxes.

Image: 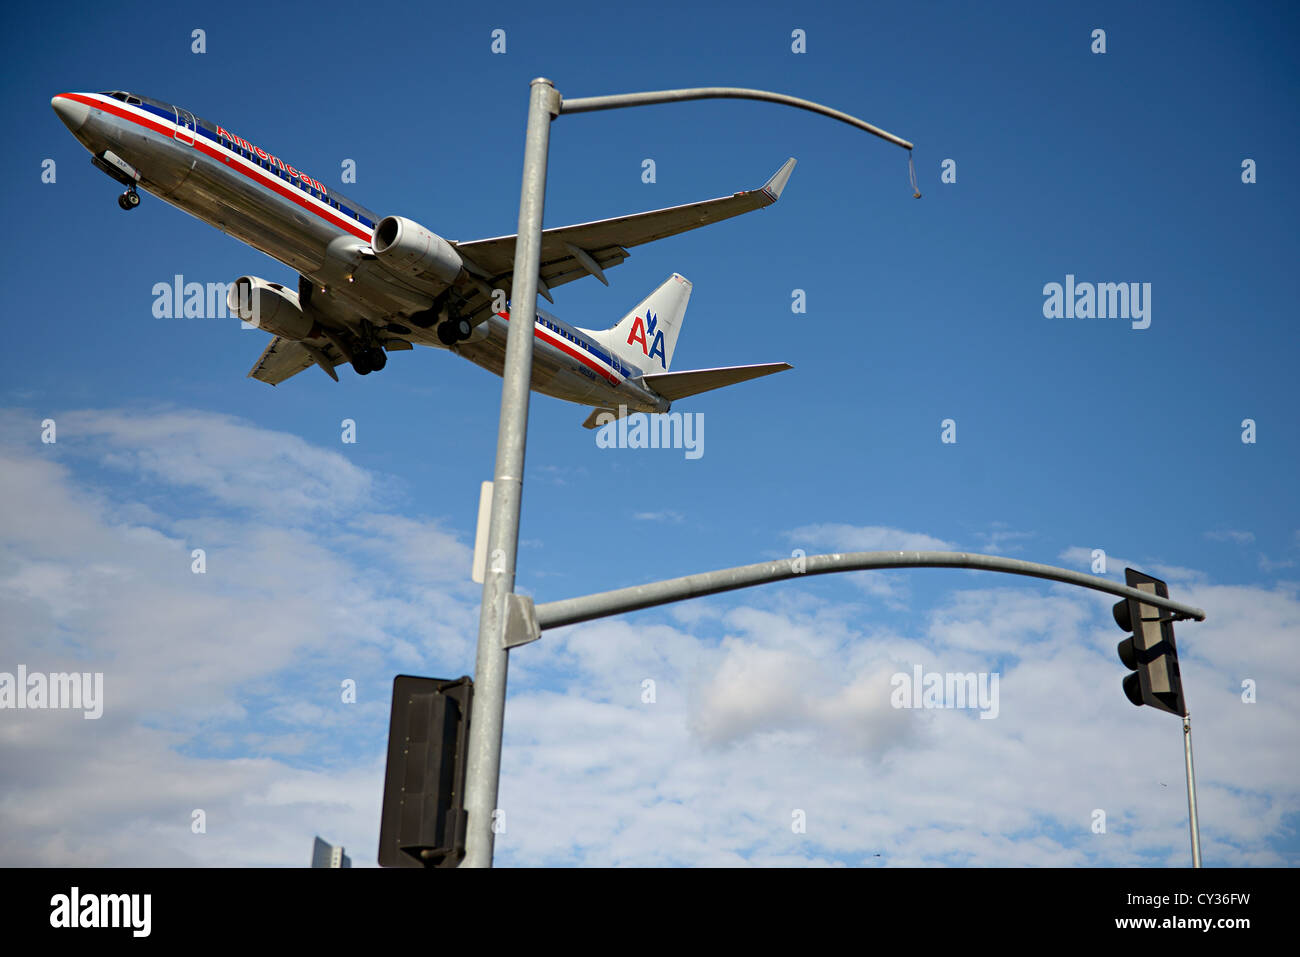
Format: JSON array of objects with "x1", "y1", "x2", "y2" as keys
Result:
[
  {"x1": 247, "y1": 335, "x2": 347, "y2": 385},
  {"x1": 450, "y1": 158, "x2": 796, "y2": 323}
]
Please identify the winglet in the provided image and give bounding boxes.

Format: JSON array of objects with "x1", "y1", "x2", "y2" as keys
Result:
[{"x1": 760, "y1": 158, "x2": 797, "y2": 203}]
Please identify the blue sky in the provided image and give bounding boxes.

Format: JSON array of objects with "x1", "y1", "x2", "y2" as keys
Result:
[{"x1": 1, "y1": 0, "x2": 1297, "y2": 866}]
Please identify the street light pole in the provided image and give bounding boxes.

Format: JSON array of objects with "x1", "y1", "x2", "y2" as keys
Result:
[
  {"x1": 459, "y1": 78, "x2": 915, "y2": 868},
  {"x1": 460, "y1": 77, "x2": 559, "y2": 869},
  {"x1": 453, "y1": 79, "x2": 1212, "y2": 871}
]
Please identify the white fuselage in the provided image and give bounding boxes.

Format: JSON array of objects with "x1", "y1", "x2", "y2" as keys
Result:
[{"x1": 51, "y1": 90, "x2": 667, "y2": 412}]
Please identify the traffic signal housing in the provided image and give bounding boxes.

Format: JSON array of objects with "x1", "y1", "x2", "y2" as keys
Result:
[
  {"x1": 1114, "y1": 568, "x2": 1187, "y2": 716},
  {"x1": 379, "y1": 675, "x2": 473, "y2": 868}
]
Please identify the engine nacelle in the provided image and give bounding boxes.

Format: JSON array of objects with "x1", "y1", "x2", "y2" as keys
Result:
[
  {"x1": 226, "y1": 276, "x2": 315, "y2": 340},
  {"x1": 371, "y1": 216, "x2": 463, "y2": 285}
]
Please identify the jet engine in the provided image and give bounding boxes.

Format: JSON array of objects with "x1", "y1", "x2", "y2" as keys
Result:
[
  {"x1": 371, "y1": 216, "x2": 463, "y2": 286},
  {"x1": 226, "y1": 276, "x2": 315, "y2": 340}
]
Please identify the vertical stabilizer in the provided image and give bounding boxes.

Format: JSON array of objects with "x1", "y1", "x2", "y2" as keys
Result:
[{"x1": 587, "y1": 273, "x2": 692, "y2": 373}]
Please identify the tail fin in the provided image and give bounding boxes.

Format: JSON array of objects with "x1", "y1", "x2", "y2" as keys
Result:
[{"x1": 590, "y1": 274, "x2": 692, "y2": 373}]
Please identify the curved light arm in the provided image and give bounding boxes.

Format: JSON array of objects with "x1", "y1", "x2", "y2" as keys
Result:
[
  {"x1": 560, "y1": 87, "x2": 914, "y2": 151},
  {"x1": 533, "y1": 550, "x2": 1207, "y2": 631}
]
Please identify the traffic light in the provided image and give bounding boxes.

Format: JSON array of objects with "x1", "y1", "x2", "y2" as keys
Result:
[
  {"x1": 379, "y1": 675, "x2": 473, "y2": 868},
  {"x1": 1113, "y1": 568, "x2": 1187, "y2": 716}
]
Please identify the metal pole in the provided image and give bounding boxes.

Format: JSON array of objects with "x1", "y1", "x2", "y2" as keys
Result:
[
  {"x1": 1183, "y1": 713, "x2": 1202, "y2": 867},
  {"x1": 460, "y1": 77, "x2": 558, "y2": 869},
  {"x1": 457, "y1": 82, "x2": 914, "y2": 867},
  {"x1": 533, "y1": 551, "x2": 1207, "y2": 631},
  {"x1": 559, "y1": 87, "x2": 915, "y2": 151}
]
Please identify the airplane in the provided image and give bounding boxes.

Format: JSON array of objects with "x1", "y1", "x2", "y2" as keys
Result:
[{"x1": 50, "y1": 90, "x2": 793, "y2": 427}]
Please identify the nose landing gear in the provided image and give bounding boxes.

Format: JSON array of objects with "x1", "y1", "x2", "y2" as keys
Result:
[{"x1": 92, "y1": 151, "x2": 142, "y2": 210}]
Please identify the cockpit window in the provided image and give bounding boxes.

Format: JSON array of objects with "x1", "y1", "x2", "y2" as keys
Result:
[
  {"x1": 101, "y1": 91, "x2": 130, "y2": 101},
  {"x1": 126, "y1": 96, "x2": 142, "y2": 105}
]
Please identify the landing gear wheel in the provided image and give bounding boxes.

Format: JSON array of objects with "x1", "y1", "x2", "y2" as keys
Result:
[
  {"x1": 436, "y1": 318, "x2": 472, "y2": 345},
  {"x1": 352, "y1": 347, "x2": 386, "y2": 375},
  {"x1": 118, "y1": 189, "x2": 140, "y2": 211}
]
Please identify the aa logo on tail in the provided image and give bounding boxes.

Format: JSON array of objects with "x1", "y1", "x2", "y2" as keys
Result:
[{"x1": 626, "y1": 311, "x2": 667, "y2": 368}]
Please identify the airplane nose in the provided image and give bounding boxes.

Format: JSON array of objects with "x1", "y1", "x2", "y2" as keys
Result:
[{"x1": 51, "y1": 94, "x2": 89, "y2": 133}]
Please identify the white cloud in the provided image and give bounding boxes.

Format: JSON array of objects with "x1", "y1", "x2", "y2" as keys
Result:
[
  {"x1": 1259, "y1": 555, "x2": 1296, "y2": 572},
  {"x1": 2, "y1": 409, "x2": 1297, "y2": 868},
  {"x1": 789, "y1": 523, "x2": 956, "y2": 553},
  {"x1": 0, "y1": 408, "x2": 477, "y2": 866},
  {"x1": 1205, "y1": 529, "x2": 1256, "y2": 545},
  {"x1": 64, "y1": 408, "x2": 378, "y2": 519},
  {"x1": 634, "y1": 510, "x2": 685, "y2": 524},
  {"x1": 506, "y1": 574, "x2": 1300, "y2": 867},
  {"x1": 971, "y1": 524, "x2": 1036, "y2": 555}
]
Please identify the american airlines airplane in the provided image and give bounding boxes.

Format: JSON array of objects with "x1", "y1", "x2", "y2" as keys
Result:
[{"x1": 51, "y1": 90, "x2": 793, "y2": 427}]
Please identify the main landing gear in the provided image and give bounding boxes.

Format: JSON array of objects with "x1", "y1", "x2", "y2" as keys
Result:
[
  {"x1": 435, "y1": 317, "x2": 472, "y2": 345},
  {"x1": 409, "y1": 290, "x2": 474, "y2": 345},
  {"x1": 117, "y1": 188, "x2": 140, "y2": 211},
  {"x1": 352, "y1": 346, "x2": 388, "y2": 376}
]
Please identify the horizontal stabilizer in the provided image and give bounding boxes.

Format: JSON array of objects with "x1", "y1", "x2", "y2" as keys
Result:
[
  {"x1": 581, "y1": 405, "x2": 633, "y2": 430},
  {"x1": 639, "y1": 362, "x2": 792, "y2": 402}
]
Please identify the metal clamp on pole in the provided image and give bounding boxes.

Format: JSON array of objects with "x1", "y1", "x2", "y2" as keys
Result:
[{"x1": 503, "y1": 594, "x2": 541, "y2": 649}]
